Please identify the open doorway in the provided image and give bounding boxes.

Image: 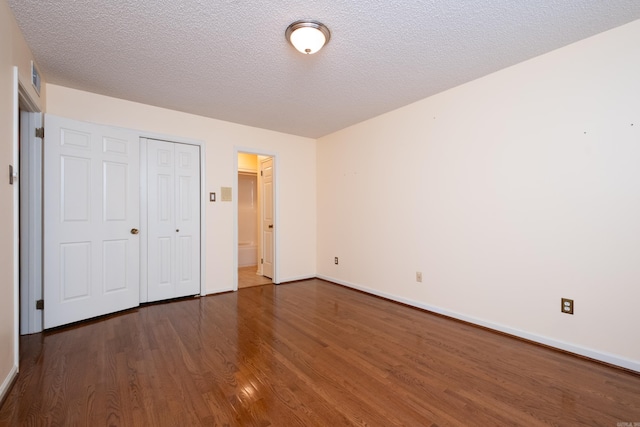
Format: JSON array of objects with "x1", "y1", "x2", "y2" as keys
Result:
[{"x1": 237, "y1": 152, "x2": 275, "y2": 289}]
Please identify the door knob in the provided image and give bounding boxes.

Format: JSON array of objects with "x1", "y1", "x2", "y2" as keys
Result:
[
  {"x1": 131, "y1": 228, "x2": 139, "y2": 235},
  {"x1": 268, "y1": 224, "x2": 273, "y2": 229},
  {"x1": 176, "y1": 229, "x2": 180, "y2": 232}
]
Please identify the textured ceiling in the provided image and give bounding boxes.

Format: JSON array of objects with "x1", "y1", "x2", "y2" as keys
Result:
[{"x1": 7, "y1": 1, "x2": 640, "y2": 138}]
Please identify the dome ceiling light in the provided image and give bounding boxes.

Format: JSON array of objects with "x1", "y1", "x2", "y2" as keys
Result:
[{"x1": 285, "y1": 20, "x2": 331, "y2": 54}]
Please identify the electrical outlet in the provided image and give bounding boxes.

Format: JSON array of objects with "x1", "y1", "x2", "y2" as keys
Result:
[
  {"x1": 561, "y1": 298, "x2": 574, "y2": 315},
  {"x1": 334, "y1": 257, "x2": 339, "y2": 265},
  {"x1": 416, "y1": 272, "x2": 422, "y2": 283}
]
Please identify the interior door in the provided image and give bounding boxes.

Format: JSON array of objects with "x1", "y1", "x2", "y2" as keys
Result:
[
  {"x1": 260, "y1": 157, "x2": 274, "y2": 279},
  {"x1": 44, "y1": 115, "x2": 140, "y2": 329},
  {"x1": 147, "y1": 139, "x2": 201, "y2": 301}
]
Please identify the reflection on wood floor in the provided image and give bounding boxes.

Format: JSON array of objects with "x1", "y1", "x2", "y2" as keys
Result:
[
  {"x1": 1, "y1": 279, "x2": 639, "y2": 426},
  {"x1": 238, "y1": 265, "x2": 272, "y2": 289}
]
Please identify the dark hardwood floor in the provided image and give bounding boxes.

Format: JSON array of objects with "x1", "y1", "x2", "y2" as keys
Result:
[{"x1": 1, "y1": 279, "x2": 639, "y2": 426}]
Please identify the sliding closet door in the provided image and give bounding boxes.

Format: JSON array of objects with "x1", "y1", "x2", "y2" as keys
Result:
[{"x1": 147, "y1": 139, "x2": 201, "y2": 302}]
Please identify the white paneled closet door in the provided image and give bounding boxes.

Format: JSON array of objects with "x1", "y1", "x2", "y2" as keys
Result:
[
  {"x1": 147, "y1": 139, "x2": 201, "y2": 302},
  {"x1": 43, "y1": 115, "x2": 140, "y2": 329}
]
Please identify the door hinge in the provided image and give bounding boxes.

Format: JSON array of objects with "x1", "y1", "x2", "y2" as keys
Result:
[
  {"x1": 36, "y1": 299, "x2": 44, "y2": 310},
  {"x1": 9, "y1": 165, "x2": 16, "y2": 185},
  {"x1": 261, "y1": 258, "x2": 264, "y2": 264},
  {"x1": 35, "y1": 127, "x2": 44, "y2": 139},
  {"x1": 260, "y1": 170, "x2": 263, "y2": 176}
]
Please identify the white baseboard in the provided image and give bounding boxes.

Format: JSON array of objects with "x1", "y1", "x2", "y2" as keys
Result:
[
  {"x1": 0, "y1": 364, "x2": 18, "y2": 405},
  {"x1": 317, "y1": 275, "x2": 640, "y2": 373},
  {"x1": 278, "y1": 274, "x2": 316, "y2": 284},
  {"x1": 205, "y1": 286, "x2": 236, "y2": 295}
]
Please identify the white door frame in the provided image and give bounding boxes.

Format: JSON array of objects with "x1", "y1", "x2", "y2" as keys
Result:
[
  {"x1": 140, "y1": 136, "x2": 206, "y2": 302},
  {"x1": 11, "y1": 68, "x2": 19, "y2": 376},
  {"x1": 234, "y1": 148, "x2": 278, "y2": 289},
  {"x1": 19, "y1": 108, "x2": 43, "y2": 335},
  {"x1": 16, "y1": 72, "x2": 44, "y2": 335}
]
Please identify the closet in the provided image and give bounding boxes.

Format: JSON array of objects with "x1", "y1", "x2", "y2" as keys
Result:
[
  {"x1": 40, "y1": 118, "x2": 203, "y2": 329},
  {"x1": 145, "y1": 138, "x2": 201, "y2": 302}
]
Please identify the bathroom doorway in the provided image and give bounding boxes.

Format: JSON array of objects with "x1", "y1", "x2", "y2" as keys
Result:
[{"x1": 237, "y1": 152, "x2": 274, "y2": 289}]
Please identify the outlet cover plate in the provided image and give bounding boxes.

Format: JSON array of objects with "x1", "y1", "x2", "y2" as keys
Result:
[{"x1": 561, "y1": 298, "x2": 574, "y2": 315}]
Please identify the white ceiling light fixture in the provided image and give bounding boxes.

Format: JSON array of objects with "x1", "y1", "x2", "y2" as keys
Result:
[{"x1": 285, "y1": 20, "x2": 331, "y2": 54}]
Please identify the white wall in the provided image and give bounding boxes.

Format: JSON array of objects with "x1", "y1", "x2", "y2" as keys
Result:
[
  {"x1": 46, "y1": 84, "x2": 317, "y2": 291},
  {"x1": 317, "y1": 20, "x2": 640, "y2": 371},
  {"x1": 0, "y1": 0, "x2": 46, "y2": 400}
]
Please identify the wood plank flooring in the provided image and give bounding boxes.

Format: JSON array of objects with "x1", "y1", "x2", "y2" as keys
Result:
[
  {"x1": 238, "y1": 266, "x2": 272, "y2": 289},
  {"x1": 1, "y1": 279, "x2": 639, "y2": 426}
]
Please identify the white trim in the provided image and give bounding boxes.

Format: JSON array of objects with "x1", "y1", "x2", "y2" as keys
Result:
[
  {"x1": 18, "y1": 82, "x2": 40, "y2": 112},
  {"x1": 18, "y1": 110, "x2": 29, "y2": 332},
  {"x1": 234, "y1": 148, "x2": 279, "y2": 289},
  {"x1": 317, "y1": 274, "x2": 640, "y2": 373},
  {"x1": 279, "y1": 275, "x2": 316, "y2": 283},
  {"x1": 232, "y1": 153, "x2": 239, "y2": 291},
  {"x1": 208, "y1": 286, "x2": 236, "y2": 295},
  {"x1": 199, "y1": 142, "x2": 206, "y2": 297},
  {"x1": 19, "y1": 110, "x2": 43, "y2": 335},
  {"x1": 256, "y1": 159, "x2": 263, "y2": 278},
  {"x1": 0, "y1": 365, "x2": 18, "y2": 404},
  {"x1": 12, "y1": 68, "x2": 20, "y2": 368},
  {"x1": 18, "y1": 79, "x2": 44, "y2": 336}
]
